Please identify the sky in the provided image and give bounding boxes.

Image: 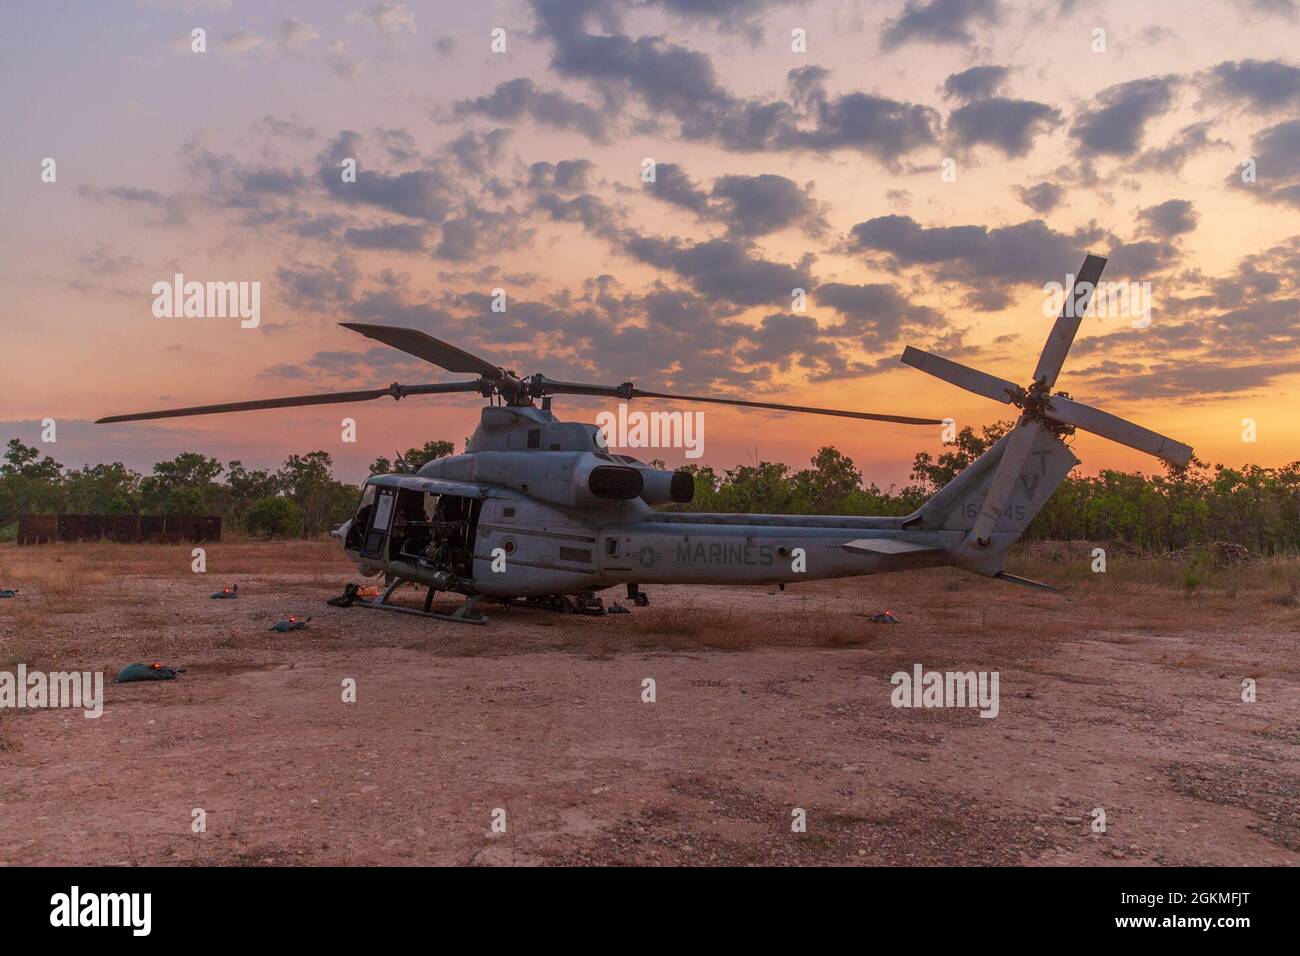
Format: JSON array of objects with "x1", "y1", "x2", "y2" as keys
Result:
[{"x1": 2, "y1": 0, "x2": 1298, "y2": 486}]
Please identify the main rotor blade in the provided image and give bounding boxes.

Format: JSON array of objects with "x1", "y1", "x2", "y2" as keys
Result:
[
  {"x1": 624, "y1": 388, "x2": 943, "y2": 426},
  {"x1": 1033, "y1": 253, "x2": 1107, "y2": 388},
  {"x1": 969, "y1": 415, "x2": 1039, "y2": 543},
  {"x1": 95, "y1": 381, "x2": 482, "y2": 424},
  {"x1": 900, "y1": 346, "x2": 1020, "y2": 404},
  {"x1": 340, "y1": 323, "x2": 503, "y2": 379},
  {"x1": 537, "y1": 378, "x2": 939, "y2": 424},
  {"x1": 1045, "y1": 394, "x2": 1192, "y2": 468}
]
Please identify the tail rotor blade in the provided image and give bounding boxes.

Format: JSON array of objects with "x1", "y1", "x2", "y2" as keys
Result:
[
  {"x1": 900, "y1": 346, "x2": 1020, "y2": 404},
  {"x1": 1045, "y1": 394, "x2": 1193, "y2": 467},
  {"x1": 969, "y1": 415, "x2": 1038, "y2": 543},
  {"x1": 1033, "y1": 253, "x2": 1107, "y2": 388}
]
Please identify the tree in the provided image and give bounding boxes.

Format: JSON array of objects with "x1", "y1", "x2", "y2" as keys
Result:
[
  {"x1": 369, "y1": 439, "x2": 455, "y2": 475},
  {"x1": 278, "y1": 451, "x2": 357, "y2": 536},
  {"x1": 162, "y1": 485, "x2": 207, "y2": 515},
  {"x1": 0, "y1": 439, "x2": 64, "y2": 519},
  {"x1": 225, "y1": 460, "x2": 280, "y2": 525},
  {"x1": 245, "y1": 496, "x2": 301, "y2": 539},
  {"x1": 795, "y1": 446, "x2": 863, "y2": 515},
  {"x1": 910, "y1": 420, "x2": 1013, "y2": 493},
  {"x1": 62, "y1": 462, "x2": 141, "y2": 514},
  {"x1": 141, "y1": 452, "x2": 223, "y2": 514},
  {"x1": 2, "y1": 438, "x2": 63, "y2": 481}
]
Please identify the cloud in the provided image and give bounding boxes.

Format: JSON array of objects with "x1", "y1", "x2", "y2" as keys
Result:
[
  {"x1": 848, "y1": 213, "x2": 1179, "y2": 296},
  {"x1": 640, "y1": 165, "x2": 825, "y2": 237},
  {"x1": 1123, "y1": 121, "x2": 1231, "y2": 173},
  {"x1": 275, "y1": 18, "x2": 320, "y2": 53},
  {"x1": 326, "y1": 40, "x2": 361, "y2": 78},
  {"x1": 643, "y1": 163, "x2": 710, "y2": 213},
  {"x1": 709, "y1": 174, "x2": 824, "y2": 237},
  {"x1": 1015, "y1": 182, "x2": 1065, "y2": 213},
  {"x1": 1239, "y1": 0, "x2": 1299, "y2": 19},
  {"x1": 533, "y1": 190, "x2": 624, "y2": 242},
  {"x1": 816, "y1": 281, "x2": 942, "y2": 347},
  {"x1": 434, "y1": 204, "x2": 535, "y2": 261},
  {"x1": 1137, "y1": 199, "x2": 1198, "y2": 237},
  {"x1": 882, "y1": 0, "x2": 1000, "y2": 50},
  {"x1": 1063, "y1": 238, "x2": 1300, "y2": 395},
  {"x1": 942, "y1": 65, "x2": 1010, "y2": 102},
  {"x1": 445, "y1": 128, "x2": 512, "y2": 176},
  {"x1": 77, "y1": 184, "x2": 191, "y2": 227},
  {"x1": 528, "y1": 159, "x2": 595, "y2": 193},
  {"x1": 221, "y1": 29, "x2": 264, "y2": 55},
  {"x1": 735, "y1": 312, "x2": 871, "y2": 381},
  {"x1": 647, "y1": 0, "x2": 787, "y2": 37},
  {"x1": 181, "y1": 136, "x2": 307, "y2": 207},
  {"x1": 1233, "y1": 118, "x2": 1300, "y2": 208},
  {"x1": 344, "y1": 222, "x2": 429, "y2": 251},
  {"x1": 623, "y1": 234, "x2": 812, "y2": 306},
  {"x1": 1206, "y1": 58, "x2": 1300, "y2": 112},
  {"x1": 526, "y1": 5, "x2": 939, "y2": 161},
  {"x1": 353, "y1": 3, "x2": 417, "y2": 40},
  {"x1": 1069, "y1": 76, "x2": 1179, "y2": 158},
  {"x1": 319, "y1": 131, "x2": 456, "y2": 221},
  {"x1": 455, "y1": 78, "x2": 609, "y2": 142},
  {"x1": 784, "y1": 87, "x2": 941, "y2": 160},
  {"x1": 946, "y1": 98, "x2": 1061, "y2": 157},
  {"x1": 1084, "y1": 358, "x2": 1300, "y2": 399}
]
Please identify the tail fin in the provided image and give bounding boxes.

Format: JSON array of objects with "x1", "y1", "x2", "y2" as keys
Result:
[{"x1": 910, "y1": 423, "x2": 1078, "y2": 577}]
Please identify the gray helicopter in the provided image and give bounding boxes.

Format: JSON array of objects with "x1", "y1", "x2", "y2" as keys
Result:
[{"x1": 100, "y1": 255, "x2": 1191, "y2": 623}]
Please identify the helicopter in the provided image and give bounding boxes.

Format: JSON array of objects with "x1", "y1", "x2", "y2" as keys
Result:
[{"x1": 99, "y1": 254, "x2": 1191, "y2": 624}]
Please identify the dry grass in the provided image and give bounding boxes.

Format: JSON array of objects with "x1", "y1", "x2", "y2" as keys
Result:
[
  {"x1": 0, "y1": 537, "x2": 345, "y2": 583},
  {"x1": 2, "y1": 539, "x2": 1297, "y2": 671},
  {"x1": 618, "y1": 604, "x2": 882, "y2": 650}
]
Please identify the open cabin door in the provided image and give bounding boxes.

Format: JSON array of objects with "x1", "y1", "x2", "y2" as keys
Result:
[{"x1": 360, "y1": 485, "x2": 397, "y2": 560}]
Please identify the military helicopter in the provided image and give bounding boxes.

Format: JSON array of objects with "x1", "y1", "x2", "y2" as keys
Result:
[{"x1": 100, "y1": 255, "x2": 1191, "y2": 623}]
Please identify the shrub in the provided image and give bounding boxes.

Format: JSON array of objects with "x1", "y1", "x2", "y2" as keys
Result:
[{"x1": 244, "y1": 496, "x2": 302, "y2": 540}]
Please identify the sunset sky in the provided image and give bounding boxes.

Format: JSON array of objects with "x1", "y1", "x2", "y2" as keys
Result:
[{"x1": 2, "y1": 0, "x2": 1298, "y2": 486}]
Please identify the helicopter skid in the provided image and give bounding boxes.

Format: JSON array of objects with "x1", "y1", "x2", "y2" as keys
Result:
[
  {"x1": 352, "y1": 583, "x2": 488, "y2": 625},
  {"x1": 353, "y1": 599, "x2": 489, "y2": 625}
]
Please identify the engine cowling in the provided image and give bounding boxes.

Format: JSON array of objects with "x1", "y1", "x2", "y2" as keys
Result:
[{"x1": 636, "y1": 466, "x2": 694, "y2": 505}]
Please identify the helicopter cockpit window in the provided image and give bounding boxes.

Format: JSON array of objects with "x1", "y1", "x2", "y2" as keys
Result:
[{"x1": 345, "y1": 482, "x2": 379, "y2": 550}]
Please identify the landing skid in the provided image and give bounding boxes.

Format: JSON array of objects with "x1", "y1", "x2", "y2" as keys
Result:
[{"x1": 353, "y1": 579, "x2": 489, "y2": 625}]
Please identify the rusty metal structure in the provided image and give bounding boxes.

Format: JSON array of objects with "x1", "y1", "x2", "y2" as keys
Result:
[{"x1": 17, "y1": 514, "x2": 221, "y2": 545}]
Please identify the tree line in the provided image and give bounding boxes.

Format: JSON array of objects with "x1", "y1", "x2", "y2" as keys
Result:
[
  {"x1": 2, "y1": 427, "x2": 1298, "y2": 553},
  {"x1": 0, "y1": 438, "x2": 454, "y2": 540},
  {"x1": 672, "y1": 421, "x2": 1300, "y2": 555}
]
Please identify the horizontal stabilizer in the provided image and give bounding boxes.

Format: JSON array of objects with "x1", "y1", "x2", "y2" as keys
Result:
[
  {"x1": 843, "y1": 538, "x2": 937, "y2": 555},
  {"x1": 994, "y1": 571, "x2": 1064, "y2": 592}
]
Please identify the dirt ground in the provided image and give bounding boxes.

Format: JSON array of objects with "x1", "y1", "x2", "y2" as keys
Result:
[{"x1": 1, "y1": 538, "x2": 1297, "y2": 866}]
